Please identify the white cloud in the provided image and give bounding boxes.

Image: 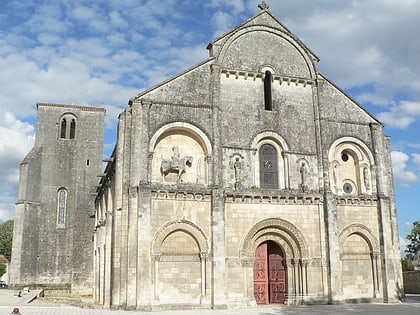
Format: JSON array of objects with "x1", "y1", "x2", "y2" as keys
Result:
[
  {"x1": 391, "y1": 151, "x2": 420, "y2": 186},
  {"x1": 211, "y1": 11, "x2": 235, "y2": 37},
  {"x1": 0, "y1": 111, "x2": 35, "y2": 222},
  {"x1": 268, "y1": 0, "x2": 420, "y2": 103},
  {"x1": 411, "y1": 153, "x2": 420, "y2": 168},
  {"x1": 377, "y1": 101, "x2": 420, "y2": 129}
]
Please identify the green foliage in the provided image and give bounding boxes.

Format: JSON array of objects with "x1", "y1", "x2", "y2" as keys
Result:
[
  {"x1": 0, "y1": 263, "x2": 6, "y2": 278},
  {"x1": 405, "y1": 221, "x2": 420, "y2": 257},
  {"x1": 401, "y1": 258, "x2": 414, "y2": 271},
  {"x1": 0, "y1": 220, "x2": 14, "y2": 260}
]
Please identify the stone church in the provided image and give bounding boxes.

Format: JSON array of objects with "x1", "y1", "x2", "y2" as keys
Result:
[{"x1": 11, "y1": 3, "x2": 403, "y2": 310}]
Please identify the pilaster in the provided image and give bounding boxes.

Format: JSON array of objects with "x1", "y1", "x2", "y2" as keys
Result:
[
  {"x1": 137, "y1": 183, "x2": 153, "y2": 308},
  {"x1": 211, "y1": 188, "x2": 227, "y2": 308},
  {"x1": 370, "y1": 123, "x2": 402, "y2": 302}
]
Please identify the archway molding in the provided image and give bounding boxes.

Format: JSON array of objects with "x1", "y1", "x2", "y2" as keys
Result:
[
  {"x1": 152, "y1": 219, "x2": 209, "y2": 254},
  {"x1": 240, "y1": 218, "x2": 308, "y2": 265}
]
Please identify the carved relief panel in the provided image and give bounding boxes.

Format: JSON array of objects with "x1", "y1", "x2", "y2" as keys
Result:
[{"x1": 151, "y1": 132, "x2": 207, "y2": 184}]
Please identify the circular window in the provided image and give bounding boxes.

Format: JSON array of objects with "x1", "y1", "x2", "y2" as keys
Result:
[
  {"x1": 341, "y1": 153, "x2": 349, "y2": 162},
  {"x1": 343, "y1": 183, "x2": 353, "y2": 194}
]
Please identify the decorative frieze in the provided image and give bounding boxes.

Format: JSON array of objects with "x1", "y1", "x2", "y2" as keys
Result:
[
  {"x1": 151, "y1": 190, "x2": 211, "y2": 201},
  {"x1": 336, "y1": 196, "x2": 377, "y2": 205},
  {"x1": 225, "y1": 192, "x2": 322, "y2": 204},
  {"x1": 220, "y1": 68, "x2": 314, "y2": 88}
]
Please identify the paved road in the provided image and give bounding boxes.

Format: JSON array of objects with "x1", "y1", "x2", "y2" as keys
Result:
[{"x1": 1, "y1": 290, "x2": 420, "y2": 315}]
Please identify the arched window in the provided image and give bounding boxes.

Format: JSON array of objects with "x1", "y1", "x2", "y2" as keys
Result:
[
  {"x1": 329, "y1": 138, "x2": 375, "y2": 195},
  {"x1": 259, "y1": 143, "x2": 278, "y2": 188},
  {"x1": 57, "y1": 188, "x2": 67, "y2": 227},
  {"x1": 70, "y1": 119, "x2": 76, "y2": 139},
  {"x1": 60, "y1": 118, "x2": 67, "y2": 138},
  {"x1": 59, "y1": 114, "x2": 77, "y2": 139},
  {"x1": 264, "y1": 70, "x2": 273, "y2": 111}
]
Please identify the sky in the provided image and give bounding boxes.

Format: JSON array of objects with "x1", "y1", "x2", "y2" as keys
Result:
[{"x1": 0, "y1": 0, "x2": 419, "y2": 253}]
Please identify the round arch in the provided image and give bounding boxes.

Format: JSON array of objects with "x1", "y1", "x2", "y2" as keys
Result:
[
  {"x1": 152, "y1": 219, "x2": 209, "y2": 255},
  {"x1": 328, "y1": 137, "x2": 374, "y2": 165},
  {"x1": 250, "y1": 131, "x2": 289, "y2": 189},
  {"x1": 149, "y1": 122, "x2": 212, "y2": 156},
  {"x1": 217, "y1": 26, "x2": 317, "y2": 79},
  {"x1": 240, "y1": 218, "x2": 308, "y2": 264},
  {"x1": 338, "y1": 223, "x2": 380, "y2": 254},
  {"x1": 250, "y1": 130, "x2": 289, "y2": 151}
]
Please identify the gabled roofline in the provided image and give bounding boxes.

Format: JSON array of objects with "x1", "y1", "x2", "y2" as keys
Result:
[
  {"x1": 37, "y1": 102, "x2": 106, "y2": 113},
  {"x1": 130, "y1": 58, "x2": 215, "y2": 103},
  {"x1": 318, "y1": 73, "x2": 383, "y2": 127},
  {"x1": 207, "y1": 9, "x2": 319, "y2": 62}
]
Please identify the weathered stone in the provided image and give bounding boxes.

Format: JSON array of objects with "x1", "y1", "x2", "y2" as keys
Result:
[{"x1": 11, "y1": 5, "x2": 403, "y2": 311}]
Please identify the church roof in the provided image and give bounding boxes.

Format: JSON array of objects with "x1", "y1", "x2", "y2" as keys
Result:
[{"x1": 207, "y1": 3, "x2": 319, "y2": 62}]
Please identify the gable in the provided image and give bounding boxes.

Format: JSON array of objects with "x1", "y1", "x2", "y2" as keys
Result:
[
  {"x1": 318, "y1": 75, "x2": 380, "y2": 125},
  {"x1": 208, "y1": 11, "x2": 318, "y2": 79},
  {"x1": 220, "y1": 29, "x2": 314, "y2": 78},
  {"x1": 132, "y1": 60, "x2": 212, "y2": 106}
]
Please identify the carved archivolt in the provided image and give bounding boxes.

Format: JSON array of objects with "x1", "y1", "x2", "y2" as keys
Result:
[
  {"x1": 328, "y1": 137, "x2": 375, "y2": 195},
  {"x1": 149, "y1": 122, "x2": 212, "y2": 155},
  {"x1": 338, "y1": 223, "x2": 379, "y2": 254},
  {"x1": 152, "y1": 219, "x2": 209, "y2": 255},
  {"x1": 240, "y1": 218, "x2": 308, "y2": 266}
]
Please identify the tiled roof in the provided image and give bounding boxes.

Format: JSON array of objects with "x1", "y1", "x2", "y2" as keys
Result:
[{"x1": 0, "y1": 255, "x2": 9, "y2": 263}]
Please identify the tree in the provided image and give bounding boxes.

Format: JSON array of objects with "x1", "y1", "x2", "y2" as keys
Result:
[
  {"x1": 0, "y1": 220, "x2": 14, "y2": 261},
  {"x1": 0, "y1": 263, "x2": 6, "y2": 278},
  {"x1": 405, "y1": 220, "x2": 420, "y2": 257},
  {"x1": 401, "y1": 257, "x2": 414, "y2": 271}
]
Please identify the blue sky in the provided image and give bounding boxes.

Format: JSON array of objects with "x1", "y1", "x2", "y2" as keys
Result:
[{"x1": 0, "y1": 0, "x2": 419, "y2": 253}]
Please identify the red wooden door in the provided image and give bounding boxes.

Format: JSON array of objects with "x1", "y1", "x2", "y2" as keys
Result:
[
  {"x1": 268, "y1": 242, "x2": 287, "y2": 303},
  {"x1": 254, "y1": 241, "x2": 287, "y2": 304},
  {"x1": 254, "y1": 242, "x2": 268, "y2": 304}
]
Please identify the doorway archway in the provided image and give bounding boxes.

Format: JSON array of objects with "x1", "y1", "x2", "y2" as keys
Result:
[
  {"x1": 254, "y1": 240, "x2": 287, "y2": 304},
  {"x1": 241, "y1": 218, "x2": 309, "y2": 305}
]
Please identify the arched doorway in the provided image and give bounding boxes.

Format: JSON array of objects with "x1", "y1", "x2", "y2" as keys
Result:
[{"x1": 253, "y1": 240, "x2": 287, "y2": 304}]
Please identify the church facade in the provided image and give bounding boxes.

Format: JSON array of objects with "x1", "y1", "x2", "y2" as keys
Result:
[{"x1": 11, "y1": 3, "x2": 403, "y2": 310}]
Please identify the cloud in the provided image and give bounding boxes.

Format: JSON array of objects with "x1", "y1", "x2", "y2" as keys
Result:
[
  {"x1": 269, "y1": 0, "x2": 420, "y2": 107},
  {"x1": 391, "y1": 151, "x2": 420, "y2": 186},
  {"x1": 377, "y1": 101, "x2": 420, "y2": 129},
  {"x1": 411, "y1": 153, "x2": 420, "y2": 169},
  {"x1": 0, "y1": 111, "x2": 35, "y2": 221},
  {"x1": 211, "y1": 10, "x2": 235, "y2": 37}
]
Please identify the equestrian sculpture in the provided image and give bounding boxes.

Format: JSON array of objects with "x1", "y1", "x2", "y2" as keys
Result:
[{"x1": 160, "y1": 154, "x2": 193, "y2": 183}]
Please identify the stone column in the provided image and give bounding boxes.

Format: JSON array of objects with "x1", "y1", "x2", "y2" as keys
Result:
[
  {"x1": 370, "y1": 122, "x2": 398, "y2": 302},
  {"x1": 372, "y1": 252, "x2": 380, "y2": 298},
  {"x1": 111, "y1": 109, "x2": 127, "y2": 307},
  {"x1": 200, "y1": 252, "x2": 208, "y2": 302},
  {"x1": 313, "y1": 79, "x2": 342, "y2": 302},
  {"x1": 211, "y1": 188, "x2": 227, "y2": 308},
  {"x1": 137, "y1": 183, "x2": 153, "y2": 308},
  {"x1": 301, "y1": 259, "x2": 308, "y2": 298},
  {"x1": 153, "y1": 252, "x2": 161, "y2": 301},
  {"x1": 323, "y1": 192, "x2": 342, "y2": 302},
  {"x1": 126, "y1": 185, "x2": 139, "y2": 309},
  {"x1": 210, "y1": 63, "x2": 222, "y2": 187},
  {"x1": 286, "y1": 259, "x2": 295, "y2": 305}
]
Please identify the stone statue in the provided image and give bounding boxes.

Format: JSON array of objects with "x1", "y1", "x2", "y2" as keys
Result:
[
  {"x1": 171, "y1": 146, "x2": 181, "y2": 162},
  {"x1": 300, "y1": 162, "x2": 308, "y2": 192},
  {"x1": 363, "y1": 167, "x2": 370, "y2": 189},
  {"x1": 234, "y1": 157, "x2": 242, "y2": 190},
  {"x1": 161, "y1": 146, "x2": 193, "y2": 183}
]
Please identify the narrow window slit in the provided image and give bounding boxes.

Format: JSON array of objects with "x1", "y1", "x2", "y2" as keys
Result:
[{"x1": 264, "y1": 70, "x2": 273, "y2": 111}]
